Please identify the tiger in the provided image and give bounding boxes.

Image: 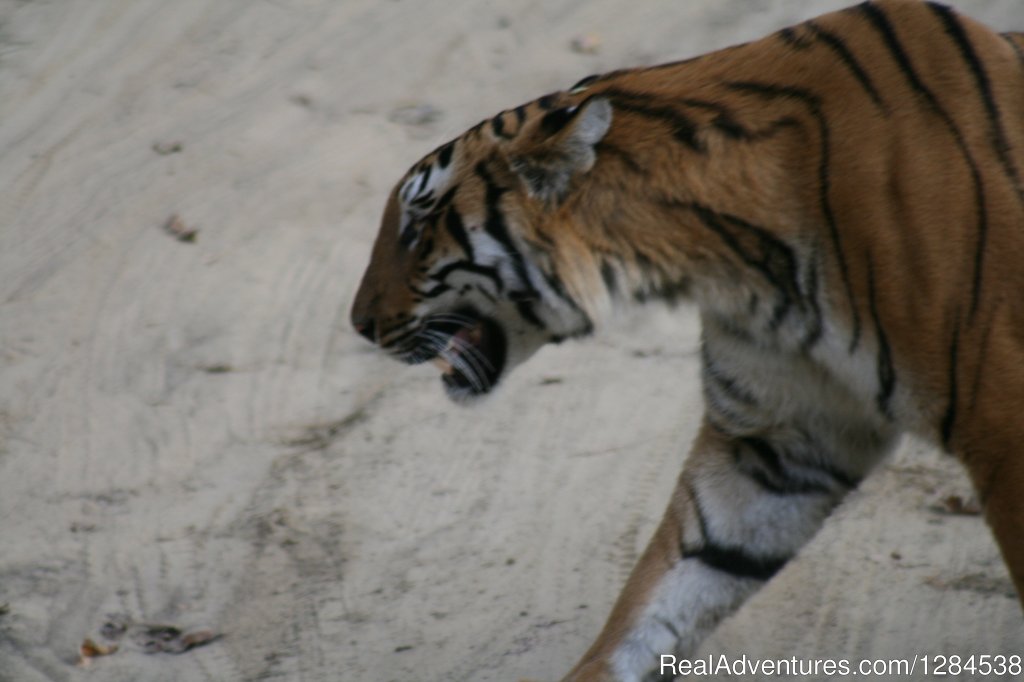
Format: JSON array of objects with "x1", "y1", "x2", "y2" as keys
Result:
[{"x1": 350, "y1": 1, "x2": 1024, "y2": 679}]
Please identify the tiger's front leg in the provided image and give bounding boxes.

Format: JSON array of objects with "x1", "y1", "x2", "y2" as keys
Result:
[{"x1": 561, "y1": 419, "x2": 883, "y2": 682}]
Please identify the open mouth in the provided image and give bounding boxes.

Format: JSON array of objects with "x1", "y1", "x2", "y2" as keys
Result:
[{"x1": 423, "y1": 310, "x2": 507, "y2": 400}]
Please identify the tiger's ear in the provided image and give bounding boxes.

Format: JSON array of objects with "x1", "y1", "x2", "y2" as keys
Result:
[{"x1": 506, "y1": 96, "x2": 612, "y2": 205}]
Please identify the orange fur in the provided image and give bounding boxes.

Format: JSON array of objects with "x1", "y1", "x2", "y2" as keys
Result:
[{"x1": 353, "y1": 2, "x2": 1024, "y2": 679}]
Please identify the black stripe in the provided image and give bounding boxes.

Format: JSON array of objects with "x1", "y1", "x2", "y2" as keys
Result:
[
  {"x1": 865, "y1": 261, "x2": 895, "y2": 419},
  {"x1": 1003, "y1": 33, "x2": 1024, "y2": 67},
  {"x1": 434, "y1": 186, "x2": 457, "y2": 211},
  {"x1": 414, "y1": 165, "x2": 433, "y2": 196},
  {"x1": 515, "y1": 300, "x2": 544, "y2": 328},
  {"x1": 930, "y1": 3, "x2": 1023, "y2": 203},
  {"x1": 378, "y1": 318, "x2": 417, "y2": 347},
  {"x1": 856, "y1": 3, "x2": 937, "y2": 104},
  {"x1": 694, "y1": 544, "x2": 789, "y2": 581},
  {"x1": 704, "y1": 391, "x2": 760, "y2": 432},
  {"x1": 410, "y1": 191, "x2": 435, "y2": 209},
  {"x1": 445, "y1": 208, "x2": 473, "y2": 258},
  {"x1": 941, "y1": 322, "x2": 960, "y2": 449},
  {"x1": 537, "y1": 94, "x2": 558, "y2": 110},
  {"x1": 472, "y1": 283, "x2": 497, "y2": 304},
  {"x1": 805, "y1": 21, "x2": 888, "y2": 113},
  {"x1": 718, "y1": 115, "x2": 801, "y2": 142},
  {"x1": 695, "y1": 202, "x2": 800, "y2": 298},
  {"x1": 724, "y1": 81, "x2": 861, "y2": 351},
  {"x1": 727, "y1": 422, "x2": 861, "y2": 492},
  {"x1": 431, "y1": 261, "x2": 504, "y2": 293},
  {"x1": 475, "y1": 162, "x2": 538, "y2": 298},
  {"x1": 857, "y1": 2, "x2": 989, "y2": 320},
  {"x1": 678, "y1": 97, "x2": 803, "y2": 142},
  {"x1": 600, "y1": 259, "x2": 619, "y2": 296},
  {"x1": 656, "y1": 616, "x2": 682, "y2": 641},
  {"x1": 800, "y1": 250, "x2": 824, "y2": 349},
  {"x1": 491, "y1": 113, "x2": 507, "y2": 138},
  {"x1": 967, "y1": 310, "x2": 995, "y2": 422},
  {"x1": 570, "y1": 74, "x2": 601, "y2": 92},
  {"x1": 512, "y1": 105, "x2": 527, "y2": 126},
  {"x1": 631, "y1": 249, "x2": 692, "y2": 306},
  {"x1": 664, "y1": 199, "x2": 802, "y2": 325},
  {"x1": 411, "y1": 282, "x2": 451, "y2": 299},
  {"x1": 419, "y1": 236, "x2": 434, "y2": 258},
  {"x1": 539, "y1": 106, "x2": 577, "y2": 136},
  {"x1": 595, "y1": 141, "x2": 647, "y2": 176},
  {"x1": 702, "y1": 346, "x2": 758, "y2": 407},
  {"x1": 778, "y1": 26, "x2": 812, "y2": 49},
  {"x1": 475, "y1": 161, "x2": 590, "y2": 331},
  {"x1": 537, "y1": 262, "x2": 592, "y2": 335},
  {"x1": 508, "y1": 288, "x2": 539, "y2": 302},
  {"x1": 682, "y1": 480, "x2": 790, "y2": 580},
  {"x1": 733, "y1": 437, "x2": 834, "y2": 496},
  {"x1": 398, "y1": 223, "x2": 417, "y2": 249},
  {"x1": 437, "y1": 142, "x2": 454, "y2": 168},
  {"x1": 701, "y1": 103, "x2": 748, "y2": 139},
  {"x1": 601, "y1": 87, "x2": 702, "y2": 151},
  {"x1": 531, "y1": 230, "x2": 555, "y2": 248},
  {"x1": 467, "y1": 119, "x2": 487, "y2": 137},
  {"x1": 818, "y1": 459, "x2": 859, "y2": 490},
  {"x1": 705, "y1": 315, "x2": 756, "y2": 346}
]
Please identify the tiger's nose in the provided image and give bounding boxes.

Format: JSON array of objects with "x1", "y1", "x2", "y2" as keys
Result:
[{"x1": 352, "y1": 317, "x2": 377, "y2": 343}]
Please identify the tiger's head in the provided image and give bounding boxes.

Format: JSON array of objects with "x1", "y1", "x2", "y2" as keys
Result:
[{"x1": 351, "y1": 92, "x2": 613, "y2": 403}]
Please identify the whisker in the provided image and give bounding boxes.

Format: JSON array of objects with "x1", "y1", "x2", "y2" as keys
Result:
[
  {"x1": 422, "y1": 329, "x2": 489, "y2": 392},
  {"x1": 445, "y1": 333, "x2": 496, "y2": 373},
  {"x1": 394, "y1": 331, "x2": 442, "y2": 363},
  {"x1": 433, "y1": 337, "x2": 492, "y2": 390},
  {"x1": 382, "y1": 323, "x2": 422, "y2": 350},
  {"x1": 421, "y1": 330, "x2": 490, "y2": 386},
  {"x1": 390, "y1": 319, "x2": 496, "y2": 393},
  {"x1": 427, "y1": 314, "x2": 479, "y2": 329},
  {"x1": 443, "y1": 349, "x2": 486, "y2": 392}
]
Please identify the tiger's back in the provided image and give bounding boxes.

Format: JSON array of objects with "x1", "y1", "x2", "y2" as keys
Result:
[{"x1": 351, "y1": 2, "x2": 1024, "y2": 680}]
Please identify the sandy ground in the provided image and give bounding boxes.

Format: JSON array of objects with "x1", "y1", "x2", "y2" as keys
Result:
[{"x1": 0, "y1": 1, "x2": 1022, "y2": 681}]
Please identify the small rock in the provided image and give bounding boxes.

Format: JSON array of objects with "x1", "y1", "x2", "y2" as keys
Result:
[
  {"x1": 570, "y1": 34, "x2": 602, "y2": 55},
  {"x1": 152, "y1": 141, "x2": 183, "y2": 155},
  {"x1": 388, "y1": 103, "x2": 443, "y2": 126},
  {"x1": 161, "y1": 214, "x2": 198, "y2": 243}
]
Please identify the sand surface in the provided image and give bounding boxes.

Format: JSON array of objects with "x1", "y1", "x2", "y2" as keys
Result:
[{"x1": 1, "y1": 1, "x2": 1021, "y2": 680}]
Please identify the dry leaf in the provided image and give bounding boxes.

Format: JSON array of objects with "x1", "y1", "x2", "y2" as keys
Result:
[
  {"x1": 77, "y1": 638, "x2": 119, "y2": 666},
  {"x1": 180, "y1": 629, "x2": 221, "y2": 651},
  {"x1": 932, "y1": 494, "x2": 982, "y2": 516},
  {"x1": 135, "y1": 623, "x2": 221, "y2": 654}
]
